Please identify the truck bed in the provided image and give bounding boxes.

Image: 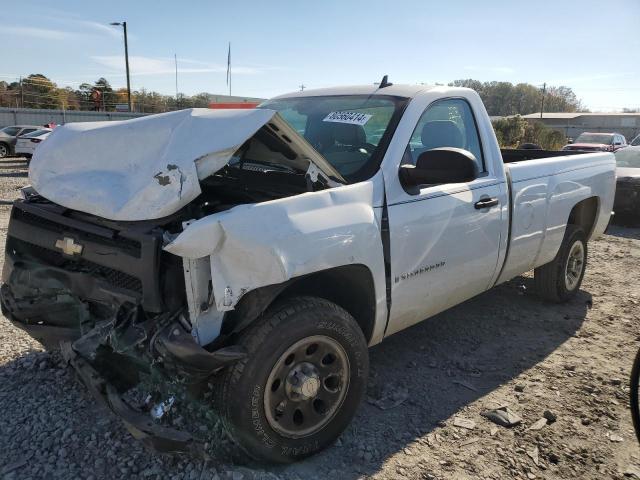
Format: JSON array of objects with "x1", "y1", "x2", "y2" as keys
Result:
[
  {"x1": 496, "y1": 150, "x2": 616, "y2": 284},
  {"x1": 501, "y1": 148, "x2": 585, "y2": 163}
]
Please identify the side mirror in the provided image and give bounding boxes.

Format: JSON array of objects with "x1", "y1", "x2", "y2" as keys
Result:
[{"x1": 399, "y1": 147, "x2": 478, "y2": 188}]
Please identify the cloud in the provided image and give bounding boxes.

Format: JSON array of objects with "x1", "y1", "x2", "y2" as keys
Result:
[
  {"x1": 463, "y1": 65, "x2": 515, "y2": 74},
  {"x1": 547, "y1": 72, "x2": 633, "y2": 85},
  {"x1": 2, "y1": 26, "x2": 74, "y2": 40},
  {"x1": 91, "y1": 55, "x2": 259, "y2": 76},
  {"x1": 76, "y1": 20, "x2": 124, "y2": 39}
]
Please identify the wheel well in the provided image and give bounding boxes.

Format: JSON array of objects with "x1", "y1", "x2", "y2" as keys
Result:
[
  {"x1": 567, "y1": 196, "x2": 599, "y2": 238},
  {"x1": 226, "y1": 265, "x2": 377, "y2": 344}
]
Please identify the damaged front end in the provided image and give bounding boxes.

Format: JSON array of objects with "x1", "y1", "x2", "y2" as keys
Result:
[
  {"x1": 2, "y1": 107, "x2": 382, "y2": 457},
  {"x1": 1, "y1": 198, "x2": 246, "y2": 455}
]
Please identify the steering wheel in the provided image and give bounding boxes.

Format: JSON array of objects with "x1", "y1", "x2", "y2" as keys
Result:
[{"x1": 325, "y1": 142, "x2": 376, "y2": 155}]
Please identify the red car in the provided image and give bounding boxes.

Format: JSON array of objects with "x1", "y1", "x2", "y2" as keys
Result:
[{"x1": 562, "y1": 132, "x2": 627, "y2": 152}]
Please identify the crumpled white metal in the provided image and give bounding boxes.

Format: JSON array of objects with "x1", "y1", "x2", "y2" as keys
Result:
[
  {"x1": 29, "y1": 108, "x2": 342, "y2": 221},
  {"x1": 164, "y1": 181, "x2": 385, "y2": 312}
]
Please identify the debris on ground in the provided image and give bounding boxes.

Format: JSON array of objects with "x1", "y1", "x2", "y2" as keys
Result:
[
  {"x1": 481, "y1": 406, "x2": 523, "y2": 427},
  {"x1": 527, "y1": 418, "x2": 548, "y2": 431},
  {"x1": 527, "y1": 446, "x2": 540, "y2": 466},
  {"x1": 367, "y1": 385, "x2": 409, "y2": 410},
  {"x1": 452, "y1": 417, "x2": 476, "y2": 430}
]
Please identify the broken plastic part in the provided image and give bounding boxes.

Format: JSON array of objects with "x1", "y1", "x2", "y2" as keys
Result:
[
  {"x1": 60, "y1": 342, "x2": 207, "y2": 457},
  {"x1": 150, "y1": 396, "x2": 175, "y2": 420}
]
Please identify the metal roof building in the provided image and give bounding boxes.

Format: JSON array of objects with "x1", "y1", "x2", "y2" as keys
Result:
[{"x1": 521, "y1": 112, "x2": 640, "y2": 141}]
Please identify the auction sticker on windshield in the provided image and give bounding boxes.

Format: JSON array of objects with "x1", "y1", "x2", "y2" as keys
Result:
[{"x1": 323, "y1": 111, "x2": 372, "y2": 126}]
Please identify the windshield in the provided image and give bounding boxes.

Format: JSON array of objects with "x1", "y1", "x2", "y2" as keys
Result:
[
  {"x1": 575, "y1": 133, "x2": 613, "y2": 145},
  {"x1": 259, "y1": 95, "x2": 405, "y2": 182},
  {"x1": 632, "y1": 135, "x2": 640, "y2": 147},
  {"x1": 0, "y1": 126, "x2": 21, "y2": 136}
]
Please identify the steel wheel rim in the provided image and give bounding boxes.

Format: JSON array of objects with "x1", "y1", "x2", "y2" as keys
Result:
[
  {"x1": 264, "y1": 335, "x2": 350, "y2": 438},
  {"x1": 565, "y1": 240, "x2": 584, "y2": 291}
]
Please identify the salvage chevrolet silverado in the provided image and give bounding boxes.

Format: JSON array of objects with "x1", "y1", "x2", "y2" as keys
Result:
[{"x1": 1, "y1": 83, "x2": 616, "y2": 463}]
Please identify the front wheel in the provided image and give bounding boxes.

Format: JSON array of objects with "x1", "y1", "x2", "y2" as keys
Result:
[
  {"x1": 214, "y1": 296, "x2": 369, "y2": 463},
  {"x1": 0, "y1": 143, "x2": 9, "y2": 158},
  {"x1": 534, "y1": 224, "x2": 587, "y2": 302}
]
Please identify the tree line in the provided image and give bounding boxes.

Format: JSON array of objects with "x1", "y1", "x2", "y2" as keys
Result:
[
  {"x1": 448, "y1": 79, "x2": 585, "y2": 116},
  {"x1": 1, "y1": 74, "x2": 590, "y2": 117},
  {"x1": 0, "y1": 74, "x2": 221, "y2": 113}
]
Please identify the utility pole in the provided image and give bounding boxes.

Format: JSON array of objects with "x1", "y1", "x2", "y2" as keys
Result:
[
  {"x1": 174, "y1": 54, "x2": 179, "y2": 109},
  {"x1": 540, "y1": 82, "x2": 546, "y2": 119},
  {"x1": 226, "y1": 42, "x2": 231, "y2": 97},
  {"x1": 110, "y1": 21, "x2": 132, "y2": 112},
  {"x1": 19, "y1": 77, "x2": 24, "y2": 108}
]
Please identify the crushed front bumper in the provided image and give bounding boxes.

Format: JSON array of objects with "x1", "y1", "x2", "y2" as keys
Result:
[
  {"x1": 1, "y1": 200, "x2": 248, "y2": 456},
  {"x1": 60, "y1": 341, "x2": 205, "y2": 455}
]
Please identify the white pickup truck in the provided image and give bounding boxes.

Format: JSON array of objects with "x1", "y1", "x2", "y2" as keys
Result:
[{"x1": 1, "y1": 83, "x2": 615, "y2": 462}]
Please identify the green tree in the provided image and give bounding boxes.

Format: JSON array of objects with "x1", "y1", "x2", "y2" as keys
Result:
[
  {"x1": 21, "y1": 74, "x2": 59, "y2": 109},
  {"x1": 94, "y1": 77, "x2": 117, "y2": 111},
  {"x1": 492, "y1": 115, "x2": 528, "y2": 147},
  {"x1": 493, "y1": 117, "x2": 566, "y2": 149},
  {"x1": 449, "y1": 79, "x2": 583, "y2": 116}
]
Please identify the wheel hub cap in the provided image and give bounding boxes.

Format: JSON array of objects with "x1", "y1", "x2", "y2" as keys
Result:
[
  {"x1": 287, "y1": 363, "x2": 321, "y2": 399},
  {"x1": 565, "y1": 240, "x2": 584, "y2": 290},
  {"x1": 264, "y1": 335, "x2": 350, "y2": 438}
]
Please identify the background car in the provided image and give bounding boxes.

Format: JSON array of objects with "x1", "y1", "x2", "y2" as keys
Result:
[
  {"x1": 613, "y1": 135, "x2": 640, "y2": 222},
  {"x1": 14, "y1": 128, "x2": 52, "y2": 159},
  {"x1": 562, "y1": 132, "x2": 627, "y2": 152},
  {"x1": 0, "y1": 125, "x2": 42, "y2": 158}
]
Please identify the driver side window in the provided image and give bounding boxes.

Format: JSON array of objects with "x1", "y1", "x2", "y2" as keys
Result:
[{"x1": 407, "y1": 98, "x2": 484, "y2": 171}]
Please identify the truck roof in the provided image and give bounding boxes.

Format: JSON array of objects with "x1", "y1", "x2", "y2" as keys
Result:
[{"x1": 273, "y1": 83, "x2": 436, "y2": 100}]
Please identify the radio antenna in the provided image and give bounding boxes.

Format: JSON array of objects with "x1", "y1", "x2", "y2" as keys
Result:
[{"x1": 379, "y1": 75, "x2": 392, "y2": 88}]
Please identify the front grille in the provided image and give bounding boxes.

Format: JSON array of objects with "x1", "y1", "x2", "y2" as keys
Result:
[
  {"x1": 12, "y1": 208, "x2": 142, "y2": 258},
  {"x1": 7, "y1": 237, "x2": 143, "y2": 294}
]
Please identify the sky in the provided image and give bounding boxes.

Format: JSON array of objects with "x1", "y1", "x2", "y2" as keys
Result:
[{"x1": 3, "y1": 0, "x2": 639, "y2": 111}]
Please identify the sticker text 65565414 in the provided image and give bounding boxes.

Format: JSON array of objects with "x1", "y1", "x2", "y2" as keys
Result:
[{"x1": 323, "y1": 111, "x2": 372, "y2": 126}]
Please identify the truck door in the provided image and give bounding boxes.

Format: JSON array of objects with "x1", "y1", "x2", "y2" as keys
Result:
[{"x1": 384, "y1": 97, "x2": 506, "y2": 336}]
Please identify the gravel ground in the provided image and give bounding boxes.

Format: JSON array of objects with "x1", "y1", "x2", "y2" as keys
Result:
[{"x1": 1, "y1": 156, "x2": 639, "y2": 480}]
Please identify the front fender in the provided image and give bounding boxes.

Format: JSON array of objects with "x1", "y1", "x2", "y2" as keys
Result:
[{"x1": 164, "y1": 181, "x2": 385, "y2": 313}]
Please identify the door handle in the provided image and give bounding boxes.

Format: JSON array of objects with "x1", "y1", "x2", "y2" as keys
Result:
[{"x1": 474, "y1": 197, "x2": 499, "y2": 209}]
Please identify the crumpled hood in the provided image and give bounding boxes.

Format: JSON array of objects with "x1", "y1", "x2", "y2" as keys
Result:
[{"x1": 29, "y1": 108, "x2": 343, "y2": 221}]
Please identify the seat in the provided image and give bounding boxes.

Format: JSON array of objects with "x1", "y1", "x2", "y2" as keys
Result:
[
  {"x1": 331, "y1": 123, "x2": 367, "y2": 146},
  {"x1": 420, "y1": 120, "x2": 464, "y2": 150}
]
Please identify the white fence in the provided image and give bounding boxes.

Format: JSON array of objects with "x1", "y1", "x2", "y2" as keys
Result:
[{"x1": 0, "y1": 107, "x2": 149, "y2": 127}]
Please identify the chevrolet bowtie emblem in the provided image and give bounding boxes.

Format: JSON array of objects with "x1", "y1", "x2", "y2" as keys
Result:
[{"x1": 55, "y1": 237, "x2": 83, "y2": 256}]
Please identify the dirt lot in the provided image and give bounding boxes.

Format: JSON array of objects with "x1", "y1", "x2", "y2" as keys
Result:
[{"x1": 0, "y1": 156, "x2": 639, "y2": 480}]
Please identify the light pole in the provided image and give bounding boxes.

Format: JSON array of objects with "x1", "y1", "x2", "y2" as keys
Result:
[{"x1": 110, "y1": 21, "x2": 131, "y2": 112}]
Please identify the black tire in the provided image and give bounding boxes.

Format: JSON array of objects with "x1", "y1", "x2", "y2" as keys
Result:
[
  {"x1": 631, "y1": 347, "x2": 640, "y2": 444},
  {"x1": 215, "y1": 296, "x2": 369, "y2": 463},
  {"x1": 0, "y1": 143, "x2": 9, "y2": 159},
  {"x1": 534, "y1": 224, "x2": 587, "y2": 302}
]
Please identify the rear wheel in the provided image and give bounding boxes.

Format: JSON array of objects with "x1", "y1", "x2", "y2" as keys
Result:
[
  {"x1": 214, "y1": 296, "x2": 368, "y2": 463},
  {"x1": 0, "y1": 143, "x2": 8, "y2": 158},
  {"x1": 534, "y1": 225, "x2": 587, "y2": 302}
]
